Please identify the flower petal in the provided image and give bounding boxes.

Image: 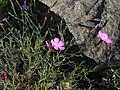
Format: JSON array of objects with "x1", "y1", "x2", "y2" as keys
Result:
[
  {"x1": 105, "y1": 39, "x2": 112, "y2": 44},
  {"x1": 54, "y1": 46, "x2": 59, "y2": 50},
  {"x1": 59, "y1": 46, "x2": 65, "y2": 50},
  {"x1": 54, "y1": 38, "x2": 59, "y2": 43},
  {"x1": 59, "y1": 40, "x2": 64, "y2": 46},
  {"x1": 99, "y1": 31, "x2": 108, "y2": 41},
  {"x1": 51, "y1": 39, "x2": 55, "y2": 45}
]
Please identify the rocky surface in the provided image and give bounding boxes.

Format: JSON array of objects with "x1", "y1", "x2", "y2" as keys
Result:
[{"x1": 40, "y1": 0, "x2": 120, "y2": 64}]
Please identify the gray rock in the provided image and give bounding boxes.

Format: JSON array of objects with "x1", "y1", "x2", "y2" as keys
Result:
[{"x1": 40, "y1": 0, "x2": 120, "y2": 64}]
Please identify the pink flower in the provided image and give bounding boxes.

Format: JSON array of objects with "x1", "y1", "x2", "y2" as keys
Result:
[
  {"x1": 2, "y1": 71, "x2": 7, "y2": 82},
  {"x1": 51, "y1": 38, "x2": 65, "y2": 50},
  {"x1": 98, "y1": 31, "x2": 112, "y2": 44}
]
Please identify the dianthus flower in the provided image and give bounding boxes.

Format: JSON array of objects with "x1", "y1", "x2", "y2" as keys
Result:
[
  {"x1": 51, "y1": 38, "x2": 65, "y2": 50},
  {"x1": 46, "y1": 38, "x2": 65, "y2": 50}
]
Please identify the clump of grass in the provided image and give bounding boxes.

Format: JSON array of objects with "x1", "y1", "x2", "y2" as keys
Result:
[
  {"x1": 0, "y1": 0, "x2": 7, "y2": 8},
  {"x1": 0, "y1": 0, "x2": 84, "y2": 89},
  {"x1": 0, "y1": 0, "x2": 120, "y2": 90}
]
